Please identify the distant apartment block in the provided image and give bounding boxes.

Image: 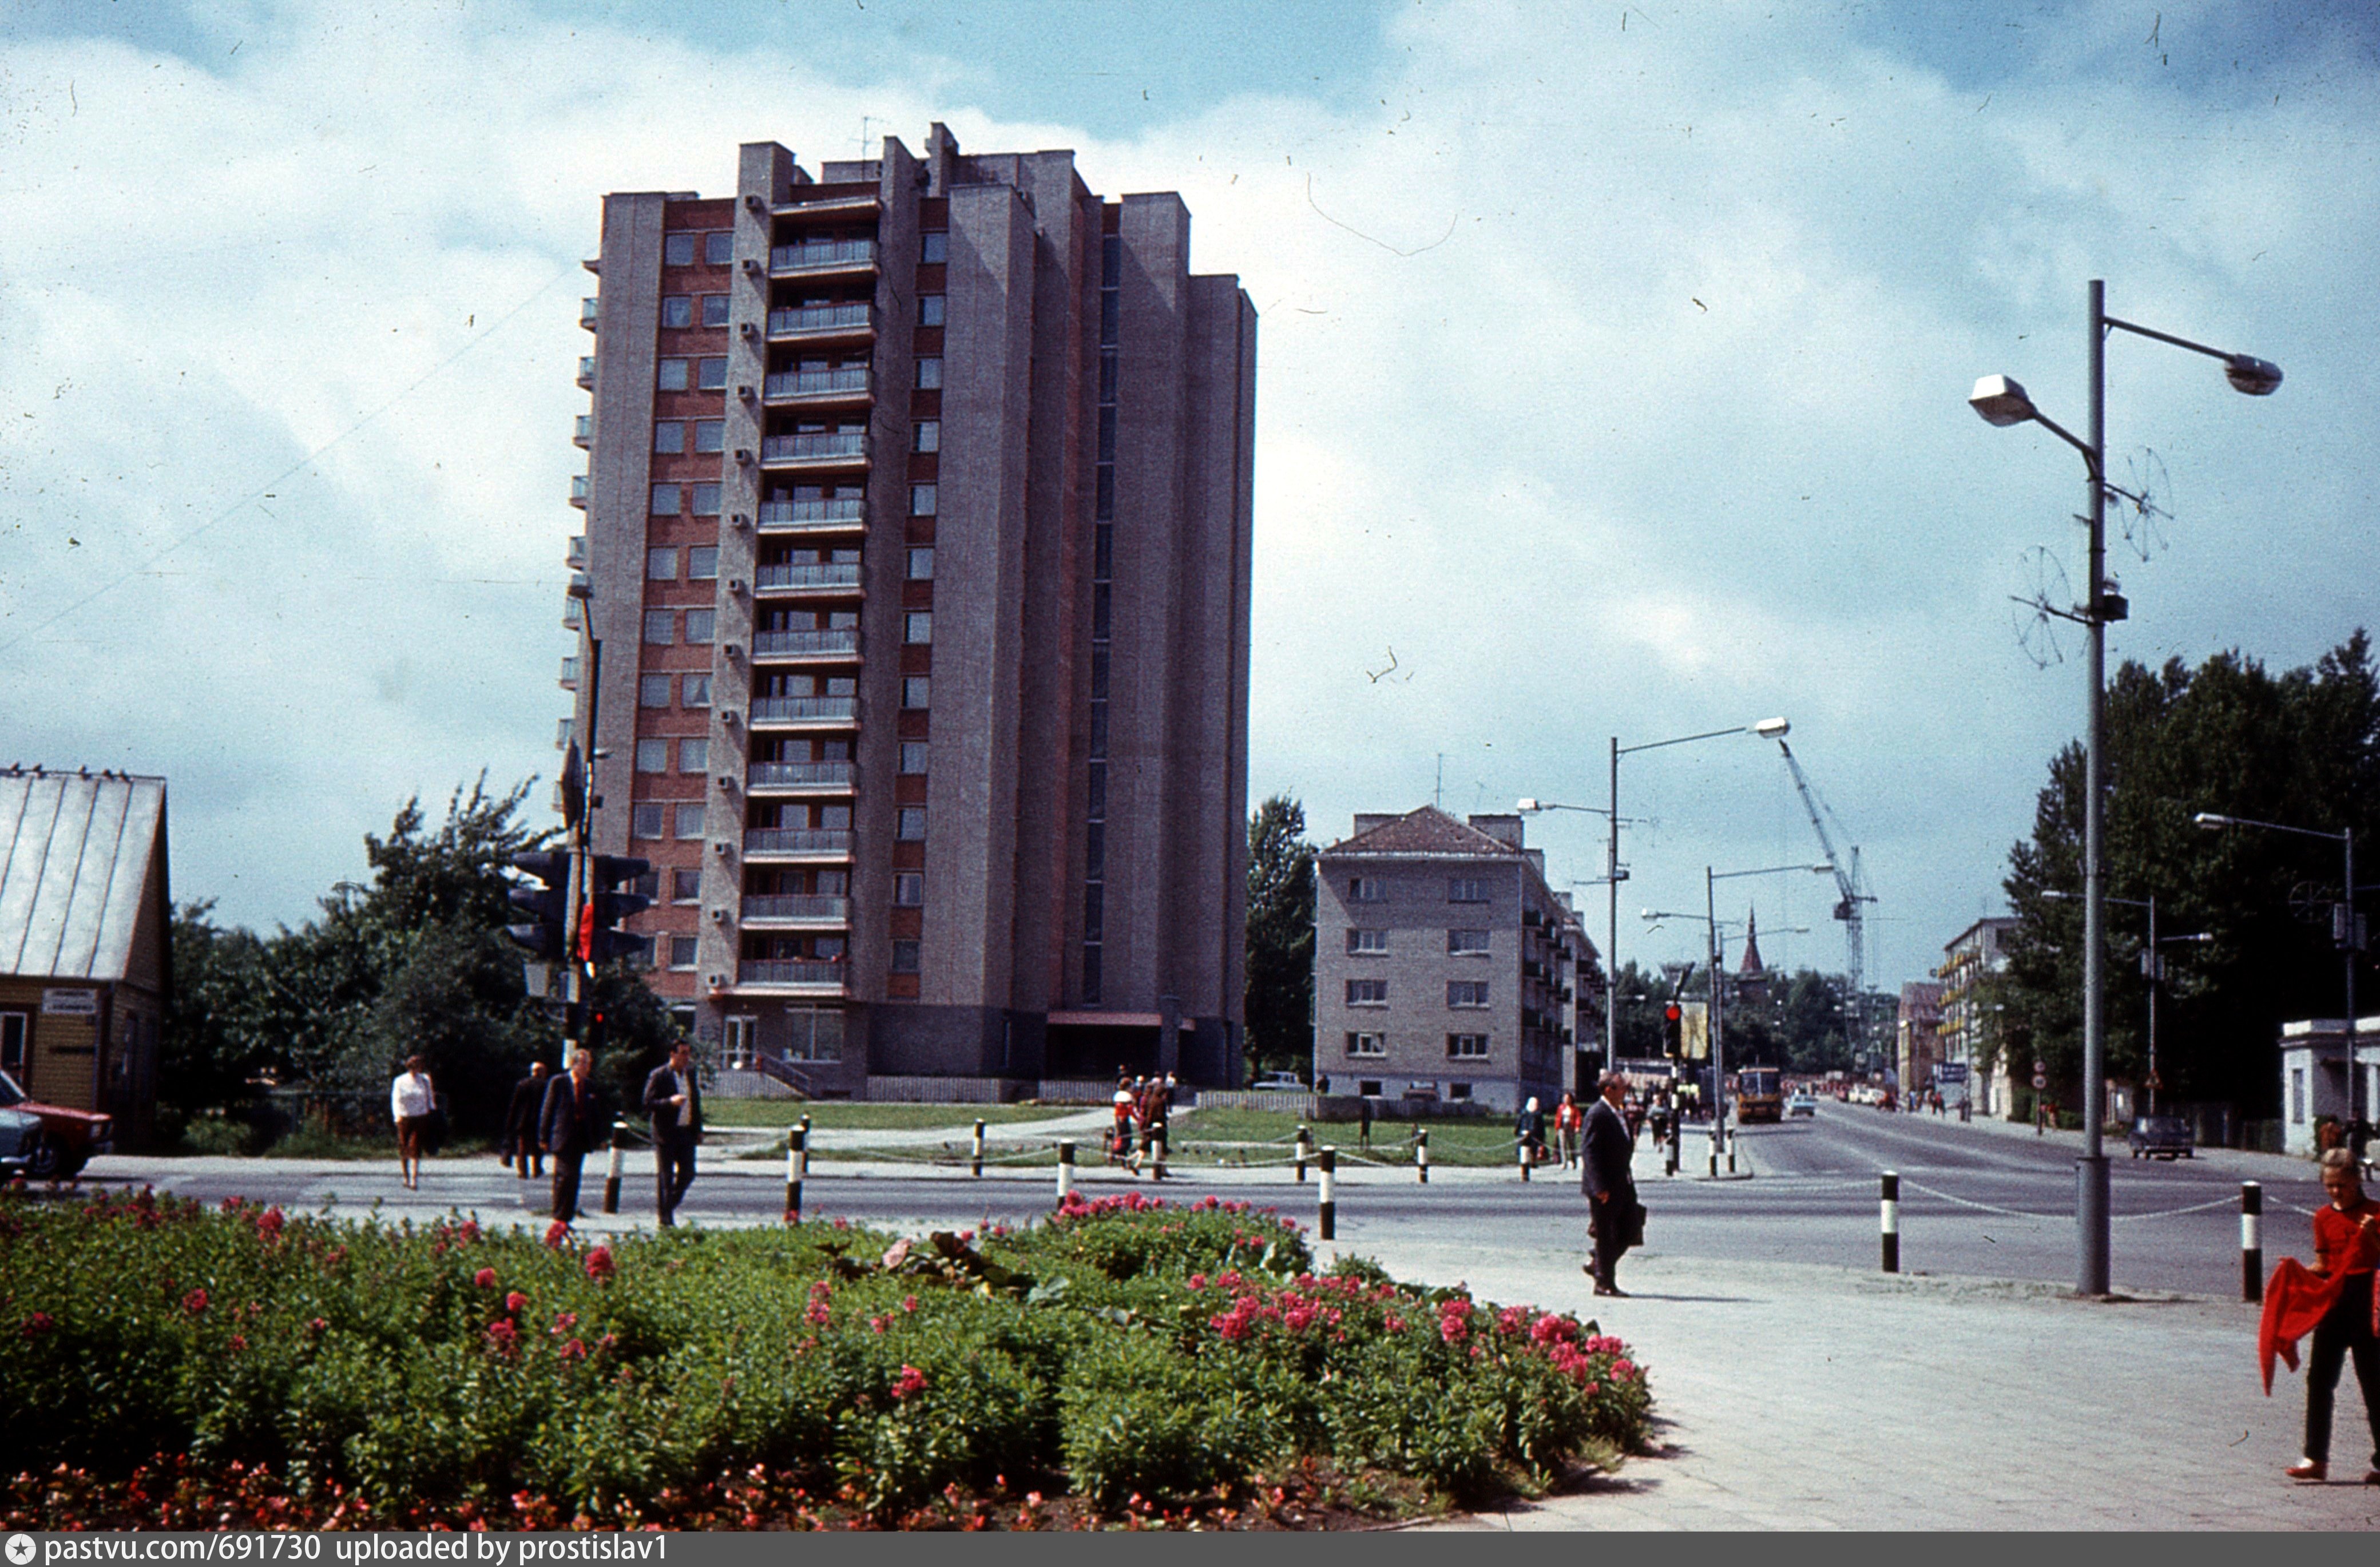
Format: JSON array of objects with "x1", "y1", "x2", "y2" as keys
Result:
[
  {"x1": 1895, "y1": 981, "x2": 1943, "y2": 1100},
  {"x1": 561, "y1": 127, "x2": 1254, "y2": 1093},
  {"x1": 1311, "y1": 807, "x2": 1600, "y2": 1113},
  {"x1": 1937, "y1": 916, "x2": 2017, "y2": 1113}
]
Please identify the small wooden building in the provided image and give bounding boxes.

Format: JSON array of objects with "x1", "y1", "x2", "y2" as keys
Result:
[{"x1": 0, "y1": 768, "x2": 170, "y2": 1145}]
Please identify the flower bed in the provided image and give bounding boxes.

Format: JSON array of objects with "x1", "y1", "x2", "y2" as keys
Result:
[{"x1": 0, "y1": 1187, "x2": 1651, "y2": 1528}]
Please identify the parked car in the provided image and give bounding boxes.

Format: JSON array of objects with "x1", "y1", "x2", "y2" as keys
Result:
[
  {"x1": 0, "y1": 1069, "x2": 113, "y2": 1179},
  {"x1": 1251, "y1": 1071, "x2": 1307, "y2": 1092},
  {"x1": 2127, "y1": 1113, "x2": 2195, "y2": 1160},
  {"x1": 1786, "y1": 1093, "x2": 1819, "y2": 1118},
  {"x1": 0, "y1": 1106, "x2": 47, "y2": 1175}
]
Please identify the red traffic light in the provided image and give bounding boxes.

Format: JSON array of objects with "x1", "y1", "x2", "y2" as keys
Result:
[{"x1": 1664, "y1": 1003, "x2": 1682, "y2": 1022}]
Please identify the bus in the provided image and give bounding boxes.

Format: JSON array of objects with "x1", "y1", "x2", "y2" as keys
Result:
[{"x1": 1735, "y1": 1065, "x2": 1784, "y2": 1124}]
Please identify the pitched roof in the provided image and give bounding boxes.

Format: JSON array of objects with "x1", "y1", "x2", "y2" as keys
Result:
[
  {"x1": 1327, "y1": 804, "x2": 1525, "y2": 858},
  {"x1": 1738, "y1": 909, "x2": 1765, "y2": 974},
  {"x1": 0, "y1": 769, "x2": 168, "y2": 981}
]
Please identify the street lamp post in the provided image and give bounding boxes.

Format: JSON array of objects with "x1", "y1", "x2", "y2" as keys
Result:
[
  {"x1": 1971, "y1": 281, "x2": 2279, "y2": 1296},
  {"x1": 2045, "y1": 888, "x2": 2212, "y2": 1116}
]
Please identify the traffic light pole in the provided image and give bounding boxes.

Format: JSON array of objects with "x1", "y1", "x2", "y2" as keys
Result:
[{"x1": 565, "y1": 623, "x2": 602, "y2": 1070}]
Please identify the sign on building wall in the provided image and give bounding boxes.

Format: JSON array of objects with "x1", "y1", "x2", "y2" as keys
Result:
[
  {"x1": 41, "y1": 989, "x2": 98, "y2": 1017},
  {"x1": 1679, "y1": 1001, "x2": 1709, "y2": 1061}
]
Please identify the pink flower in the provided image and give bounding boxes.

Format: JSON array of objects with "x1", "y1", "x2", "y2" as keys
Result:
[
  {"x1": 182, "y1": 1288, "x2": 209, "y2": 1316},
  {"x1": 901, "y1": 1295, "x2": 919, "y2": 1314},
  {"x1": 1439, "y1": 1314, "x2": 1468, "y2": 1344},
  {"x1": 584, "y1": 1245, "x2": 616, "y2": 1281},
  {"x1": 869, "y1": 1315, "x2": 891, "y2": 1334},
  {"x1": 1385, "y1": 1314, "x2": 1405, "y2": 1333},
  {"x1": 1283, "y1": 1306, "x2": 1316, "y2": 1332},
  {"x1": 831, "y1": 1217, "x2": 849, "y2": 1231},
  {"x1": 1612, "y1": 1358, "x2": 1637, "y2": 1380},
  {"x1": 1187, "y1": 1274, "x2": 1208, "y2": 1291},
  {"x1": 544, "y1": 1220, "x2": 569, "y2": 1248},
  {"x1": 1496, "y1": 1306, "x2": 1529, "y2": 1336},
  {"x1": 485, "y1": 1320, "x2": 519, "y2": 1354},
  {"x1": 891, "y1": 1364, "x2": 928, "y2": 1401},
  {"x1": 558, "y1": 1338, "x2": 587, "y2": 1362},
  {"x1": 255, "y1": 1207, "x2": 286, "y2": 1241},
  {"x1": 23, "y1": 1312, "x2": 54, "y2": 1338},
  {"x1": 550, "y1": 1311, "x2": 578, "y2": 1336},
  {"x1": 228, "y1": 1334, "x2": 248, "y2": 1352},
  {"x1": 505, "y1": 1291, "x2": 529, "y2": 1316},
  {"x1": 307, "y1": 1317, "x2": 328, "y2": 1335},
  {"x1": 475, "y1": 1268, "x2": 498, "y2": 1289}
]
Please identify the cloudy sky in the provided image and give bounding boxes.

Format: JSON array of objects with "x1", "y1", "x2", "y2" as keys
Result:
[{"x1": 4, "y1": 0, "x2": 2375, "y2": 1000}]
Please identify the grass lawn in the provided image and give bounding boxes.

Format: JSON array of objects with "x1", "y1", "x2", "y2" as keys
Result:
[
  {"x1": 705, "y1": 1102, "x2": 1084, "y2": 1131},
  {"x1": 1168, "y1": 1109, "x2": 1538, "y2": 1169}
]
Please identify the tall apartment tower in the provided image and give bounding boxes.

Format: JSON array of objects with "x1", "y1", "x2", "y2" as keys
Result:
[{"x1": 562, "y1": 128, "x2": 1254, "y2": 1095}]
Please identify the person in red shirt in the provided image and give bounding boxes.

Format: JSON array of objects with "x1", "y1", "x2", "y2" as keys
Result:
[{"x1": 2287, "y1": 1149, "x2": 2380, "y2": 1482}]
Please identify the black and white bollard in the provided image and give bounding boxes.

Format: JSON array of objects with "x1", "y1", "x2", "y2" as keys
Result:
[
  {"x1": 1152, "y1": 1130, "x2": 1167, "y2": 1182},
  {"x1": 1318, "y1": 1147, "x2": 1336, "y2": 1241},
  {"x1": 972, "y1": 1118, "x2": 986, "y2": 1179},
  {"x1": 784, "y1": 1125, "x2": 807, "y2": 1221},
  {"x1": 1880, "y1": 1170, "x2": 1901, "y2": 1274},
  {"x1": 2242, "y1": 1181, "x2": 2263, "y2": 1303},
  {"x1": 1057, "y1": 1140, "x2": 1076, "y2": 1203},
  {"x1": 1415, "y1": 1127, "x2": 1430, "y2": 1184},
  {"x1": 602, "y1": 1121, "x2": 625, "y2": 1215},
  {"x1": 1295, "y1": 1125, "x2": 1312, "y2": 1183},
  {"x1": 1726, "y1": 1128, "x2": 1738, "y2": 1175},
  {"x1": 1519, "y1": 1135, "x2": 1532, "y2": 1183}
]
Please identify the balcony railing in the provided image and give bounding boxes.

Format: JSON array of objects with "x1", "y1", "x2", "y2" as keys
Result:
[
  {"x1": 767, "y1": 303, "x2": 872, "y2": 337},
  {"x1": 757, "y1": 498, "x2": 866, "y2": 531},
  {"x1": 737, "y1": 959, "x2": 846, "y2": 987},
  {"x1": 753, "y1": 563, "x2": 863, "y2": 592},
  {"x1": 740, "y1": 894, "x2": 851, "y2": 922},
  {"x1": 573, "y1": 414, "x2": 592, "y2": 447},
  {"x1": 558, "y1": 655, "x2": 580, "y2": 689},
  {"x1": 743, "y1": 827, "x2": 853, "y2": 855},
  {"x1": 747, "y1": 759, "x2": 857, "y2": 790},
  {"x1": 568, "y1": 475, "x2": 588, "y2": 507},
  {"x1": 565, "y1": 534, "x2": 586, "y2": 568},
  {"x1": 580, "y1": 297, "x2": 599, "y2": 328},
  {"x1": 763, "y1": 367, "x2": 870, "y2": 400},
  {"x1": 576, "y1": 356, "x2": 596, "y2": 387},
  {"x1": 747, "y1": 696, "x2": 858, "y2": 725},
  {"x1": 769, "y1": 239, "x2": 877, "y2": 273},
  {"x1": 760, "y1": 432, "x2": 867, "y2": 465},
  {"x1": 752, "y1": 629, "x2": 860, "y2": 659}
]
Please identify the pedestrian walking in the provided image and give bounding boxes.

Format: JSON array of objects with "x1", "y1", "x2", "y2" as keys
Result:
[
  {"x1": 642, "y1": 1040, "x2": 704, "y2": 1227},
  {"x1": 1581, "y1": 1071, "x2": 1641, "y2": 1297},
  {"x1": 1110, "y1": 1075, "x2": 1136, "y2": 1165},
  {"x1": 1139, "y1": 1074, "x2": 1172, "y2": 1174},
  {"x1": 2263, "y1": 1149, "x2": 2380, "y2": 1483},
  {"x1": 390, "y1": 1054, "x2": 437, "y2": 1192},
  {"x1": 502, "y1": 1060, "x2": 550, "y2": 1178},
  {"x1": 1623, "y1": 1090, "x2": 1645, "y2": 1147},
  {"x1": 1515, "y1": 1097, "x2": 1546, "y2": 1165},
  {"x1": 539, "y1": 1047, "x2": 605, "y2": 1225}
]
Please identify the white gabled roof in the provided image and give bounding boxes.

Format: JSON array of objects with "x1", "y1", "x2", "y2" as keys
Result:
[{"x1": 0, "y1": 769, "x2": 167, "y2": 982}]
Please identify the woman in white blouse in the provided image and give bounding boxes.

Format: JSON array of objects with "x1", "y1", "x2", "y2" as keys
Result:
[{"x1": 390, "y1": 1054, "x2": 437, "y2": 1190}]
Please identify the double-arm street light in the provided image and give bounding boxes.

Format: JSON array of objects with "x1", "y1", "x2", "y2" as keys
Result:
[
  {"x1": 2043, "y1": 888, "x2": 2212, "y2": 1115},
  {"x1": 1522, "y1": 716, "x2": 1790, "y2": 1077},
  {"x1": 1970, "y1": 281, "x2": 2280, "y2": 1297}
]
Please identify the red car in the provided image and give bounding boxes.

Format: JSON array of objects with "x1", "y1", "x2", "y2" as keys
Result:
[{"x1": 0, "y1": 1069, "x2": 113, "y2": 1179}]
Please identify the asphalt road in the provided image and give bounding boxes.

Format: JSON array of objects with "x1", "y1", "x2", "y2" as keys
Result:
[{"x1": 82, "y1": 1102, "x2": 2329, "y2": 1299}]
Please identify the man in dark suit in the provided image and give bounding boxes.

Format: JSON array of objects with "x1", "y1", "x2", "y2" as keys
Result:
[
  {"x1": 502, "y1": 1060, "x2": 550, "y2": 1179},
  {"x1": 1581, "y1": 1070, "x2": 1641, "y2": 1298},
  {"x1": 539, "y1": 1047, "x2": 604, "y2": 1224},
  {"x1": 642, "y1": 1040, "x2": 703, "y2": 1227}
]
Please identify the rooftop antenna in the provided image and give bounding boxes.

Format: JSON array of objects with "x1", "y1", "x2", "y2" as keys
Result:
[{"x1": 1435, "y1": 753, "x2": 1445, "y2": 809}]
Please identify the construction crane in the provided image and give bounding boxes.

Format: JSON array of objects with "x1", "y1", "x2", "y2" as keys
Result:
[{"x1": 1775, "y1": 740, "x2": 1878, "y2": 1063}]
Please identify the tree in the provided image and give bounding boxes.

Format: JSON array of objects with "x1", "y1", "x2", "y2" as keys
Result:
[{"x1": 1244, "y1": 795, "x2": 1317, "y2": 1081}]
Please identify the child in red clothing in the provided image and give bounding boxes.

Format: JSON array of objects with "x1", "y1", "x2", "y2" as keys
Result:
[{"x1": 2286, "y1": 1149, "x2": 2380, "y2": 1483}]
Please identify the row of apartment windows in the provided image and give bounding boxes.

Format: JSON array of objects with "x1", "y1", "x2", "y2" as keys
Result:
[
  {"x1": 640, "y1": 674, "x2": 712, "y2": 708},
  {"x1": 649, "y1": 546, "x2": 719, "y2": 580},
  {"x1": 1348, "y1": 876, "x2": 1501, "y2": 904},
  {"x1": 1080, "y1": 222, "x2": 1124, "y2": 1006},
  {"x1": 645, "y1": 609, "x2": 716, "y2": 645},
  {"x1": 1346, "y1": 980, "x2": 1493, "y2": 1008},
  {"x1": 651, "y1": 483, "x2": 723, "y2": 517},
  {"x1": 1347, "y1": 929, "x2": 1496, "y2": 955},
  {"x1": 636, "y1": 737, "x2": 709, "y2": 773},
  {"x1": 661, "y1": 295, "x2": 732, "y2": 329},
  {"x1": 654, "y1": 420, "x2": 725, "y2": 455},
  {"x1": 1344, "y1": 1032, "x2": 1492, "y2": 1059},
  {"x1": 658, "y1": 357, "x2": 728, "y2": 392},
  {"x1": 663, "y1": 231, "x2": 735, "y2": 268}
]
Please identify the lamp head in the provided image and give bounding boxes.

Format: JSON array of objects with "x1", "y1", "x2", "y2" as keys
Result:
[
  {"x1": 2224, "y1": 354, "x2": 2283, "y2": 396},
  {"x1": 1752, "y1": 716, "x2": 1791, "y2": 738},
  {"x1": 1516, "y1": 798, "x2": 1541, "y2": 813},
  {"x1": 2193, "y1": 812, "x2": 2234, "y2": 830},
  {"x1": 1969, "y1": 374, "x2": 2038, "y2": 428}
]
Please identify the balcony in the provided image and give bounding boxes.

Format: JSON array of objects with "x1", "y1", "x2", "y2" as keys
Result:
[
  {"x1": 576, "y1": 356, "x2": 596, "y2": 388},
  {"x1": 558, "y1": 654, "x2": 580, "y2": 690},
  {"x1": 568, "y1": 475, "x2": 588, "y2": 508},
  {"x1": 743, "y1": 827, "x2": 854, "y2": 857},
  {"x1": 752, "y1": 628, "x2": 860, "y2": 660},
  {"x1": 736, "y1": 959, "x2": 846, "y2": 989},
  {"x1": 748, "y1": 695, "x2": 858, "y2": 728},
  {"x1": 766, "y1": 303, "x2": 872, "y2": 340},
  {"x1": 757, "y1": 498, "x2": 866, "y2": 533},
  {"x1": 580, "y1": 297, "x2": 599, "y2": 330},
  {"x1": 740, "y1": 894, "x2": 851, "y2": 924},
  {"x1": 763, "y1": 366, "x2": 870, "y2": 403},
  {"x1": 753, "y1": 562, "x2": 863, "y2": 594},
  {"x1": 769, "y1": 238, "x2": 877, "y2": 276},
  {"x1": 747, "y1": 759, "x2": 857, "y2": 792},
  {"x1": 759, "y1": 431, "x2": 868, "y2": 467},
  {"x1": 565, "y1": 534, "x2": 586, "y2": 569},
  {"x1": 573, "y1": 414, "x2": 592, "y2": 447}
]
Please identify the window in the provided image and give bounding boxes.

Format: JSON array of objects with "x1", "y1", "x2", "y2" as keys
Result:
[
  {"x1": 907, "y1": 546, "x2": 934, "y2": 581},
  {"x1": 892, "y1": 872, "x2": 925, "y2": 906},
  {"x1": 920, "y1": 231, "x2": 948, "y2": 263},
  {"x1": 899, "y1": 742, "x2": 929, "y2": 775},
  {"x1": 650, "y1": 483, "x2": 681, "y2": 514},
  {"x1": 891, "y1": 940, "x2": 922, "y2": 975},
  {"x1": 675, "y1": 738, "x2": 708, "y2": 775},
  {"x1": 897, "y1": 807, "x2": 928, "y2": 842},
  {"x1": 653, "y1": 420, "x2": 686, "y2": 454},
  {"x1": 2292, "y1": 1067, "x2": 2307, "y2": 1124},
  {"x1": 640, "y1": 674, "x2": 673, "y2": 708},
  {"x1": 1346, "y1": 978, "x2": 1388, "y2": 1006},
  {"x1": 694, "y1": 420, "x2": 725, "y2": 454},
  {"x1": 682, "y1": 674, "x2": 712, "y2": 707},
  {"x1": 1449, "y1": 1081, "x2": 1475, "y2": 1100},
  {"x1": 1447, "y1": 981, "x2": 1490, "y2": 1009},
  {"x1": 697, "y1": 357, "x2": 728, "y2": 390},
  {"x1": 905, "y1": 612, "x2": 933, "y2": 644},
  {"x1": 675, "y1": 803, "x2": 706, "y2": 839},
  {"x1": 1347, "y1": 929, "x2": 1389, "y2": 954},
  {"x1": 669, "y1": 936, "x2": 699, "y2": 969},
  {"x1": 902, "y1": 676, "x2": 930, "y2": 709},
  {"x1": 1448, "y1": 877, "x2": 1492, "y2": 903},
  {"x1": 685, "y1": 609, "x2": 716, "y2": 644},
  {"x1": 646, "y1": 547, "x2": 678, "y2": 580},
  {"x1": 664, "y1": 233, "x2": 697, "y2": 267},
  {"x1": 1350, "y1": 876, "x2": 1387, "y2": 903},
  {"x1": 657, "y1": 358, "x2": 689, "y2": 391},
  {"x1": 913, "y1": 420, "x2": 939, "y2": 454},
  {"x1": 704, "y1": 231, "x2": 733, "y2": 266},
  {"x1": 687, "y1": 546, "x2": 719, "y2": 580},
  {"x1": 1448, "y1": 929, "x2": 1492, "y2": 955},
  {"x1": 1346, "y1": 1032, "x2": 1386, "y2": 1058},
  {"x1": 661, "y1": 296, "x2": 694, "y2": 328},
  {"x1": 701, "y1": 294, "x2": 730, "y2": 327},
  {"x1": 644, "y1": 610, "x2": 675, "y2": 645},
  {"x1": 918, "y1": 295, "x2": 945, "y2": 327},
  {"x1": 910, "y1": 483, "x2": 937, "y2": 517},
  {"x1": 672, "y1": 868, "x2": 702, "y2": 903},
  {"x1": 916, "y1": 357, "x2": 943, "y2": 389},
  {"x1": 1447, "y1": 1034, "x2": 1490, "y2": 1059},
  {"x1": 632, "y1": 803, "x2": 666, "y2": 839},
  {"x1": 691, "y1": 482, "x2": 721, "y2": 517},
  {"x1": 635, "y1": 739, "x2": 670, "y2": 773}
]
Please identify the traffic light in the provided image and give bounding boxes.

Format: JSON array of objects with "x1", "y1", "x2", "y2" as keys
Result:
[
  {"x1": 578, "y1": 854, "x2": 653, "y2": 965},
  {"x1": 1662, "y1": 1001, "x2": 1684, "y2": 1058},
  {"x1": 506, "y1": 850, "x2": 572, "y2": 962}
]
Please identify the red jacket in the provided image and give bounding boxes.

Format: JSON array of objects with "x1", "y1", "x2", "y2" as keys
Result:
[{"x1": 2259, "y1": 1198, "x2": 2380, "y2": 1393}]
